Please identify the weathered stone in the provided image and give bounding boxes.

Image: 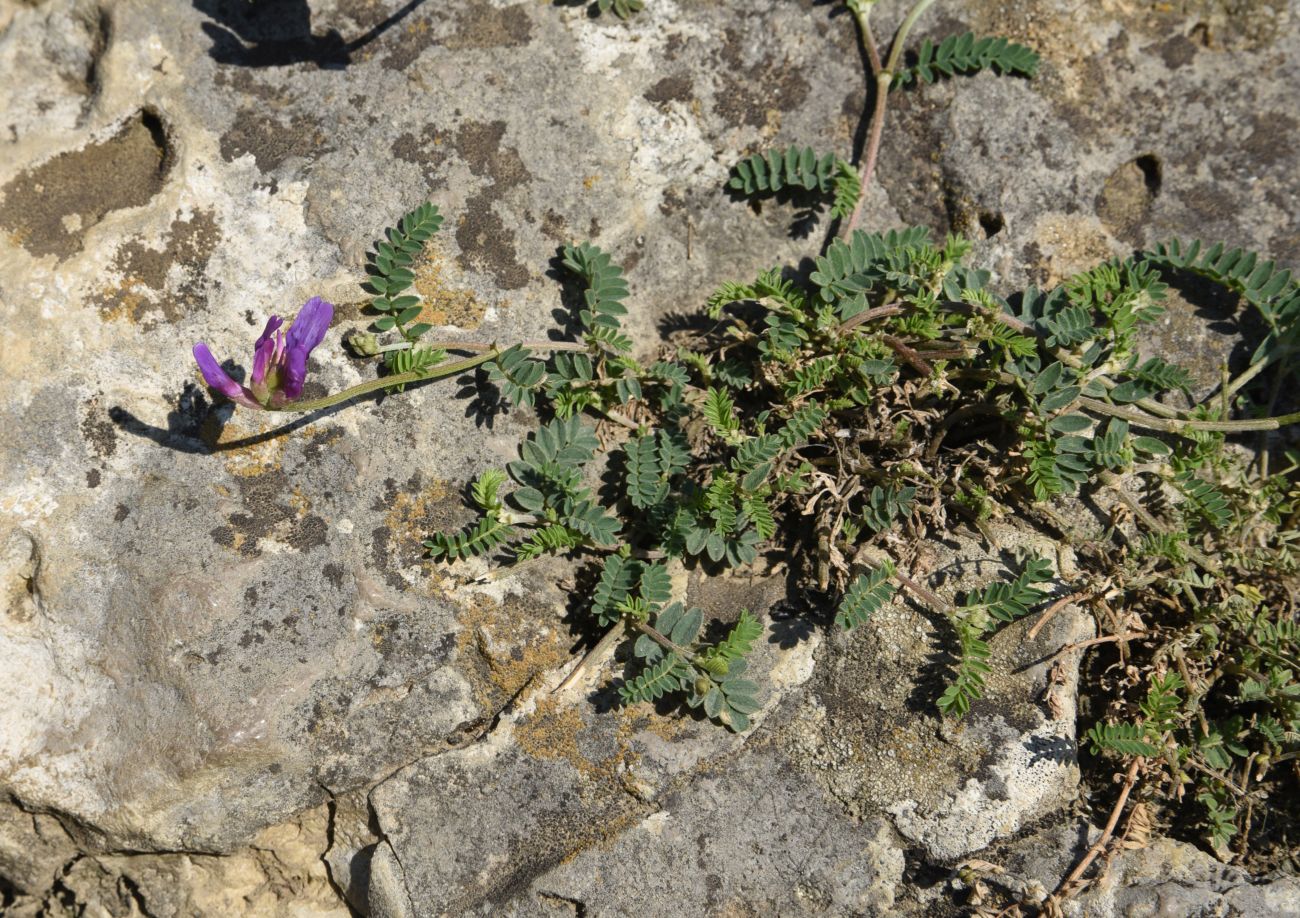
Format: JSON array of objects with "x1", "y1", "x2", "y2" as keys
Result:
[
  {"x1": 778, "y1": 523, "x2": 1093, "y2": 862},
  {"x1": 369, "y1": 582, "x2": 826, "y2": 916},
  {"x1": 988, "y1": 821, "x2": 1300, "y2": 917},
  {"x1": 0, "y1": 0, "x2": 1298, "y2": 913}
]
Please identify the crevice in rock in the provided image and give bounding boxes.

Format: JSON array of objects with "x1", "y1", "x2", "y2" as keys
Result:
[
  {"x1": 537, "y1": 890, "x2": 588, "y2": 916},
  {"x1": 1134, "y1": 153, "x2": 1162, "y2": 197},
  {"x1": 1096, "y1": 152, "x2": 1162, "y2": 244},
  {"x1": 45, "y1": 854, "x2": 86, "y2": 914},
  {"x1": 118, "y1": 872, "x2": 155, "y2": 918},
  {"x1": 78, "y1": 4, "x2": 112, "y2": 122},
  {"x1": 318, "y1": 785, "x2": 356, "y2": 916}
]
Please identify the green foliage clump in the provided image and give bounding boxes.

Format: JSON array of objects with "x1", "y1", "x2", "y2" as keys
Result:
[{"x1": 339, "y1": 0, "x2": 1300, "y2": 870}]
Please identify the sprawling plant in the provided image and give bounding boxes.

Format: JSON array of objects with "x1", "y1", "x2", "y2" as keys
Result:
[{"x1": 191, "y1": 0, "x2": 1300, "y2": 886}]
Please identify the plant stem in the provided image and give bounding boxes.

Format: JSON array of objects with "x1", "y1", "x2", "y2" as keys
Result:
[
  {"x1": 842, "y1": 0, "x2": 935, "y2": 236},
  {"x1": 1052, "y1": 757, "x2": 1142, "y2": 900},
  {"x1": 635, "y1": 621, "x2": 697, "y2": 661},
  {"x1": 1026, "y1": 590, "x2": 1094, "y2": 641},
  {"x1": 857, "y1": 548, "x2": 953, "y2": 615},
  {"x1": 424, "y1": 339, "x2": 590, "y2": 354},
  {"x1": 838, "y1": 301, "x2": 903, "y2": 333},
  {"x1": 553, "y1": 622, "x2": 624, "y2": 694},
  {"x1": 845, "y1": 71, "x2": 890, "y2": 236},
  {"x1": 886, "y1": 0, "x2": 938, "y2": 74},
  {"x1": 275, "y1": 351, "x2": 500, "y2": 413},
  {"x1": 1078, "y1": 397, "x2": 1300, "y2": 433},
  {"x1": 1097, "y1": 470, "x2": 1221, "y2": 573}
]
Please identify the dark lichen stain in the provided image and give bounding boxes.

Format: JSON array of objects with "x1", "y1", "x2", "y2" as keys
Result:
[
  {"x1": 369, "y1": 471, "x2": 462, "y2": 588},
  {"x1": 301, "y1": 425, "x2": 345, "y2": 464},
  {"x1": 86, "y1": 469, "x2": 101, "y2": 488},
  {"x1": 290, "y1": 514, "x2": 329, "y2": 551},
  {"x1": 875, "y1": 89, "x2": 952, "y2": 234},
  {"x1": 540, "y1": 208, "x2": 569, "y2": 242},
  {"x1": 212, "y1": 67, "x2": 287, "y2": 104},
  {"x1": 409, "y1": 120, "x2": 533, "y2": 290},
  {"x1": 220, "y1": 108, "x2": 330, "y2": 172},
  {"x1": 445, "y1": 0, "x2": 533, "y2": 50},
  {"x1": 378, "y1": 14, "x2": 436, "y2": 72},
  {"x1": 114, "y1": 504, "x2": 130, "y2": 522},
  {"x1": 92, "y1": 209, "x2": 221, "y2": 324},
  {"x1": 1242, "y1": 111, "x2": 1298, "y2": 172},
  {"x1": 217, "y1": 469, "x2": 331, "y2": 557},
  {"x1": 715, "y1": 28, "x2": 810, "y2": 128},
  {"x1": 0, "y1": 110, "x2": 172, "y2": 259},
  {"x1": 81, "y1": 405, "x2": 118, "y2": 459},
  {"x1": 644, "y1": 74, "x2": 693, "y2": 106},
  {"x1": 392, "y1": 124, "x2": 450, "y2": 184},
  {"x1": 323, "y1": 562, "x2": 345, "y2": 589},
  {"x1": 454, "y1": 120, "x2": 531, "y2": 189},
  {"x1": 457, "y1": 190, "x2": 529, "y2": 290},
  {"x1": 1156, "y1": 33, "x2": 1198, "y2": 68}
]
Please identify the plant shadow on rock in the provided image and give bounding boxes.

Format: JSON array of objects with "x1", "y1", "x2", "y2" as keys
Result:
[
  {"x1": 192, "y1": 0, "x2": 429, "y2": 69},
  {"x1": 454, "y1": 368, "x2": 510, "y2": 430},
  {"x1": 108, "y1": 376, "x2": 349, "y2": 455}
]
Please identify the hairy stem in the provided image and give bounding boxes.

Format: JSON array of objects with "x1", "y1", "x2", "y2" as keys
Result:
[
  {"x1": 635, "y1": 622, "x2": 697, "y2": 661},
  {"x1": 838, "y1": 301, "x2": 903, "y2": 333},
  {"x1": 275, "y1": 351, "x2": 500, "y2": 413},
  {"x1": 1052, "y1": 757, "x2": 1142, "y2": 899},
  {"x1": 844, "y1": 0, "x2": 938, "y2": 235},
  {"x1": 844, "y1": 70, "x2": 890, "y2": 236},
  {"x1": 1079, "y1": 397, "x2": 1300, "y2": 433},
  {"x1": 423, "y1": 339, "x2": 590, "y2": 354}
]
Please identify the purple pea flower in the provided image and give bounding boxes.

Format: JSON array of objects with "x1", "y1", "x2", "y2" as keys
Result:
[{"x1": 193, "y1": 297, "x2": 335, "y2": 409}]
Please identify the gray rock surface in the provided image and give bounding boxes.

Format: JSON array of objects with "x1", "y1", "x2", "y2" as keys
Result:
[
  {"x1": 1, "y1": 0, "x2": 1298, "y2": 914},
  {"x1": 989, "y1": 822, "x2": 1300, "y2": 917}
]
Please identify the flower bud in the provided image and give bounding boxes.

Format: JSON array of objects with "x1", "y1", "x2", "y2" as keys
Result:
[{"x1": 347, "y1": 331, "x2": 382, "y2": 357}]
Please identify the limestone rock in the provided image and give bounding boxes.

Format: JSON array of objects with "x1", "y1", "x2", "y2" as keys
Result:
[
  {"x1": 779, "y1": 524, "x2": 1093, "y2": 862},
  {"x1": 0, "y1": 0, "x2": 1297, "y2": 913}
]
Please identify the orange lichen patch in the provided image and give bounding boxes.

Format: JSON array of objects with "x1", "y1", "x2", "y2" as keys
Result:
[
  {"x1": 634, "y1": 704, "x2": 694, "y2": 744},
  {"x1": 206, "y1": 415, "x2": 287, "y2": 478},
  {"x1": 382, "y1": 478, "x2": 450, "y2": 547},
  {"x1": 411, "y1": 247, "x2": 487, "y2": 329},
  {"x1": 581, "y1": 174, "x2": 601, "y2": 189},
  {"x1": 515, "y1": 694, "x2": 646, "y2": 799},
  {"x1": 451, "y1": 587, "x2": 572, "y2": 717},
  {"x1": 94, "y1": 275, "x2": 155, "y2": 323},
  {"x1": 287, "y1": 485, "x2": 312, "y2": 516},
  {"x1": 513, "y1": 694, "x2": 590, "y2": 769}
]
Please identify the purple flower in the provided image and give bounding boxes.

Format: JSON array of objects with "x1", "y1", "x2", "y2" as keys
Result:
[{"x1": 193, "y1": 297, "x2": 334, "y2": 409}]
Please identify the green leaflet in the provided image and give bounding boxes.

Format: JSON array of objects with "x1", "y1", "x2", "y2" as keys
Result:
[
  {"x1": 894, "y1": 32, "x2": 1041, "y2": 87},
  {"x1": 836, "y1": 563, "x2": 896, "y2": 630}
]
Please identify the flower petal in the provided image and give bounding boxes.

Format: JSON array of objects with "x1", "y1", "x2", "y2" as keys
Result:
[
  {"x1": 280, "y1": 343, "x2": 310, "y2": 402},
  {"x1": 285, "y1": 297, "x2": 334, "y2": 354},
  {"x1": 251, "y1": 335, "x2": 277, "y2": 387},
  {"x1": 254, "y1": 315, "x2": 284, "y2": 348},
  {"x1": 193, "y1": 343, "x2": 261, "y2": 408}
]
